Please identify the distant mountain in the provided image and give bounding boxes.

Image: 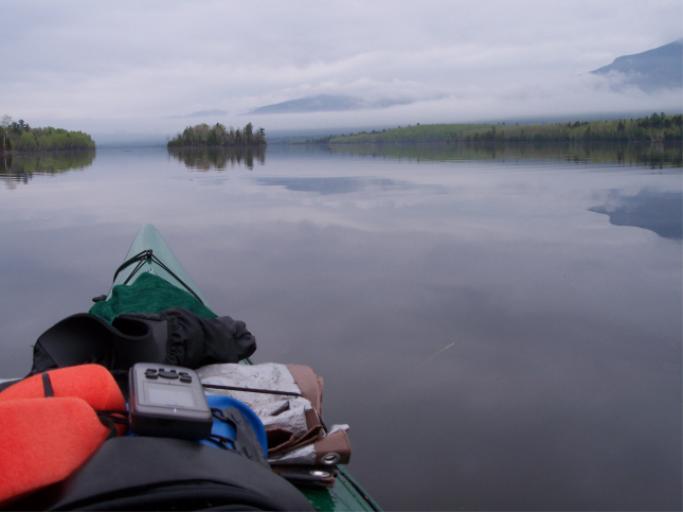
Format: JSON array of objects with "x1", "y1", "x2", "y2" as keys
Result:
[
  {"x1": 591, "y1": 40, "x2": 683, "y2": 91},
  {"x1": 170, "y1": 109, "x2": 229, "y2": 119},
  {"x1": 250, "y1": 94, "x2": 412, "y2": 114}
]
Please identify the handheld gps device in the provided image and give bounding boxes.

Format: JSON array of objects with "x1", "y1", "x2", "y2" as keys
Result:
[{"x1": 128, "y1": 363, "x2": 212, "y2": 440}]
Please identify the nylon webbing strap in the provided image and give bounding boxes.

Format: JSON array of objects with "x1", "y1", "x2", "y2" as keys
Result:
[
  {"x1": 96, "y1": 410, "x2": 128, "y2": 439},
  {"x1": 209, "y1": 408, "x2": 267, "y2": 466},
  {"x1": 41, "y1": 372, "x2": 54, "y2": 397}
]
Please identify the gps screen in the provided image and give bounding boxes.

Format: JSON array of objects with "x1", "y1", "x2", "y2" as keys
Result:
[{"x1": 146, "y1": 382, "x2": 196, "y2": 408}]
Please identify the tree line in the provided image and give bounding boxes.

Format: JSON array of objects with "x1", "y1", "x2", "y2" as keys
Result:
[
  {"x1": 324, "y1": 113, "x2": 683, "y2": 145},
  {"x1": 0, "y1": 116, "x2": 96, "y2": 152},
  {"x1": 167, "y1": 122, "x2": 266, "y2": 148}
]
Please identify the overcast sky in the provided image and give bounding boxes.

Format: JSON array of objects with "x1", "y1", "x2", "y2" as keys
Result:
[{"x1": 2, "y1": 0, "x2": 681, "y2": 141}]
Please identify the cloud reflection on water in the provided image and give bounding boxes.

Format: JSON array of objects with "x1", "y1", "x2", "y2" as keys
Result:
[
  {"x1": 255, "y1": 176, "x2": 418, "y2": 195},
  {"x1": 590, "y1": 188, "x2": 683, "y2": 240}
]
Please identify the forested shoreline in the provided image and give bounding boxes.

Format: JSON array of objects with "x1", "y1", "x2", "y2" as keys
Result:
[
  {"x1": 322, "y1": 113, "x2": 683, "y2": 144},
  {"x1": 167, "y1": 122, "x2": 266, "y2": 148},
  {"x1": 0, "y1": 116, "x2": 95, "y2": 152}
]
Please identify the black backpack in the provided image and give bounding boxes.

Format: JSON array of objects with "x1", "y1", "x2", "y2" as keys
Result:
[{"x1": 14, "y1": 437, "x2": 312, "y2": 511}]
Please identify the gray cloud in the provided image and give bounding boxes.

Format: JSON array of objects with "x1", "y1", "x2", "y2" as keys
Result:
[{"x1": 1, "y1": 0, "x2": 681, "y2": 141}]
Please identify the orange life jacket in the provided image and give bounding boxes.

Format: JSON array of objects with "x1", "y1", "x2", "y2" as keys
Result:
[
  {"x1": 0, "y1": 364, "x2": 124, "y2": 412},
  {"x1": 0, "y1": 364, "x2": 125, "y2": 505}
]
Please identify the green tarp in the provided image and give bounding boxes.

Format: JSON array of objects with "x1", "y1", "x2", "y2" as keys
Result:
[{"x1": 89, "y1": 272, "x2": 216, "y2": 322}]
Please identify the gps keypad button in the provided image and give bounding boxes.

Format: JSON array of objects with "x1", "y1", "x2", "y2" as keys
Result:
[{"x1": 159, "y1": 369, "x2": 179, "y2": 379}]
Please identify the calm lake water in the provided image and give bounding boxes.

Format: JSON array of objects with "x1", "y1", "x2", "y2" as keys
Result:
[{"x1": 1, "y1": 144, "x2": 681, "y2": 510}]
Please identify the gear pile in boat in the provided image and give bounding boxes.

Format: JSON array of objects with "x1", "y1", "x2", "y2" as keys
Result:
[{"x1": 0, "y1": 305, "x2": 352, "y2": 510}]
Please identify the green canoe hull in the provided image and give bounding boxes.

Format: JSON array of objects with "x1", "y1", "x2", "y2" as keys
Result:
[
  {"x1": 112, "y1": 224, "x2": 207, "y2": 304},
  {"x1": 112, "y1": 224, "x2": 379, "y2": 512}
]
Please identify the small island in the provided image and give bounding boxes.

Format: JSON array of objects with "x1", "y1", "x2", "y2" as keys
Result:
[
  {"x1": 167, "y1": 122, "x2": 266, "y2": 148},
  {"x1": 0, "y1": 116, "x2": 95, "y2": 152}
]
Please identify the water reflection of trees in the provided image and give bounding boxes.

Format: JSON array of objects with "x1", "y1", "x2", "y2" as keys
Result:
[
  {"x1": 0, "y1": 150, "x2": 96, "y2": 187},
  {"x1": 326, "y1": 142, "x2": 682, "y2": 168},
  {"x1": 168, "y1": 146, "x2": 266, "y2": 171}
]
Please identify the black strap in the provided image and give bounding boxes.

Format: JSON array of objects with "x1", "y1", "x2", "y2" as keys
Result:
[
  {"x1": 112, "y1": 249, "x2": 151, "y2": 283},
  {"x1": 41, "y1": 372, "x2": 54, "y2": 397},
  {"x1": 209, "y1": 408, "x2": 267, "y2": 466},
  {"x1": 96, "y1": 410, "x2": 129, "y2": 439},
  {"x1": 99, "y1": 409, "x2": 129, "y2": 425},
  {"x1": 112, "y1": 249, "x2": 204, "y2": 305},
  {"x1": 202, "y1": 382, "x2": 302, "y2": 398},
  {"x1": 122, "y1": 258, "x2": 146, "y2": 286}
]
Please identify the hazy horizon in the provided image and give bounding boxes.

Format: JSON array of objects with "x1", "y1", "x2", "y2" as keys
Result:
[{"x1": 2, "y1": 0, "x2": 682, "y2": 144}]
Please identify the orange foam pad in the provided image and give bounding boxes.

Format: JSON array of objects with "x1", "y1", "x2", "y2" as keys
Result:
[
  {"x1": 0, "y1": 364, "x2": 124, "y2": 411},
  {"x1": 0, "y1": 397, "x2": 109, "y2": 504}
]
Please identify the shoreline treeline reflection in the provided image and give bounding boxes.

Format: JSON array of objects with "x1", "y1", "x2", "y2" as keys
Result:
[
  {"x1": 323, "y1": 141, "x2": 683, "y2": 168},
  {"x1": 168, "y1": 146, "x2": 266, "y2": 171},
  {"x1": 0, "y1": 150, "x2": 96, "y2": 187}
]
